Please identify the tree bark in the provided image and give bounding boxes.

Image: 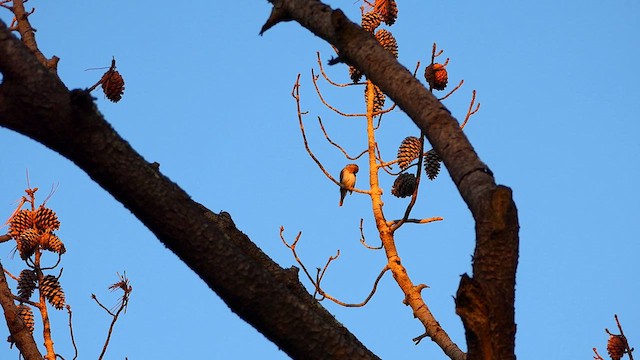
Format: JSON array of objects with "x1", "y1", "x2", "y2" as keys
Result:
[{"x1": 0, "y1": 262, "x2": 43, "y2": 360}]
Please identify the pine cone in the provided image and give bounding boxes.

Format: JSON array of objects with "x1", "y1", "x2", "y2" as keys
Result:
[
  {"x1": 364, "y1": 82, "x2": 385, "y2": 113},
  {"x1": 607, "y1": 335, "x2": 627, "y2": 360},
  {"x1": 424, "y1": 63, "x2": 448, "y2": 90},
  {"x1": 17, "y1": 229, "x2": 39, "y2": 260},
  {"x1": 8, "y1": 209, "x2": 34, "y2": 239},
  {"x1": 101, "y1": 69, "x2": 125, "y2": 103},
  {"x1": 349, "y1": 65, "x2": 363, "y2": 83},
  {"x1": 34, "y1": 205, "x2": 60, "y2": 232},
  {"x1": 397, "y1": 136, "x2": 422, "y2": 170},
  {"x1": 424, "y1": 149, "x2": 442, "y2": 180},
  {"x1": 16, "y1": 304, "x2": 35, "y2": 333},
  {"x1": 41, "y1": 232, "x2": 66, "y2": 255},
  {"x1": 40, "y1": 275, "x2": 65, "y2": 310},
  {"x1": 374, "y1": 0, "x2": 398, "y2": 25},
  {"x1": 17, "y1": 269, "x2": 37, "y2": 300},
  {"x1": 361, "y1": 12, "x2": 382, "y2": 33},
  {"x1": 375, "y1": 29, "x2": 398, "y2": 58},
  {"x1": 391, "y1": 173, "x2": 417, "y2": 198}
]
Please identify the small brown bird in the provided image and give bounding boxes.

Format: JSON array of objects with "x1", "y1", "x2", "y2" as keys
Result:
[{"x1": 339, "y1": 164, "x2": 359, "y2": 206}]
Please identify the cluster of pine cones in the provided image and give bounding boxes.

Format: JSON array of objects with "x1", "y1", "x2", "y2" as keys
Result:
[
  {"x1": 8, "y1": 205, "x2": 65, "y2": 259},
  {"x1": 391, "y1": 136, "x2": 442, "y2": 198}
]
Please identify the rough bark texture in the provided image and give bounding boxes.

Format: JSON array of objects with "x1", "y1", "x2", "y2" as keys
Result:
[
  {"x1": 0, "y1": 263, "x2": 43, "y2": 360},
  {"x1": 263, "y1": 1, "x2": 519, "y2": 359},
  {"x1": 0, "y1": 20, "x2": 378, "y2": 360}
]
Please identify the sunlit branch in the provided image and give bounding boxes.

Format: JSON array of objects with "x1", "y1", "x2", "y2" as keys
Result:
[
  {"x1": 460, "y1": 90, "x2": 480, "y2": 130},
  {"x1": 317, "y1": 116, "x2": 367, "y2": 160},
  {"x1": 438, "y1": 79, "x2": 464, "y2": 101},
  {"x1": 387, "y1": 216, "x2": 444, "y2": 227},
  {"x1": 311, "y1": 69, "x2": 365, "y2": 117}
]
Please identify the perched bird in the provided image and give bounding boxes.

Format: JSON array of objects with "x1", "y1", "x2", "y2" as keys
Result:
[{"x1": 339, "y1": 164, "x2": 359, "y2": 206}]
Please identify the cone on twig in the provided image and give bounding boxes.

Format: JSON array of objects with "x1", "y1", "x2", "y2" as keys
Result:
[
  {"x1": 424, "y1": 149, "x2": 442, "y2": 180},
  {"x1": 99, "y1": 58, "x2": 125, "y2": 102},
  {"x1": 365, "y1": 82, "x2": 385, "y2": 113},
  {"x1": 34, "y1": 205, "x2": 60, "y2": 232},
  {"x1": 8, "y1": 209, "x2": 34, "y2": 239},
  {"x1": 375, "y1": 29, "x2": 398, "y2": 58},
  {"x1": 425, "y1": 63, "x2": 448, "y2": 90},
  {"x1": 391, "y1": 173, "x2": 417, "y2": 198},
  {"x1": 607, "y1": 334, "x2": 627, "y2": 360},
  {"x1": 40, "y1": 275, "x2": 65, "y2": 310},
  {"x1": 374, "y1": 0, "x2": 398, "y2": 25},
  {"x1": 17, "y1": 269, "x2": 37, "y2": 300},
  {"x1": 397, "y1": 136, "x2": 422, "y2": 170},
  {"x1": 361, "y1": 12, "x2": 382, "y2": 33}
]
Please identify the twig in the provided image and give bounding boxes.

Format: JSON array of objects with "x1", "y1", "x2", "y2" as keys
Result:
[
  {"x1": 316, "y1": 52, "x2": 360, "y2": 87},
  {"x1": 387, "y1": 216, "x2": 444, "y2": 227},
  {"x1": 317, "y1": 116, "x2": 367, "y2": 160},
  {"x1": 66, "y1": 306, "x2": 78, "y2": 360},
  {"x1": 312, "y1": 69, "x2": 365, "y2": 117},
  {"x1": 315, "y1": 264, "x2": 390, "y2": 307},
  {"x1": 460, "y1": 90, "x2": 480, "y2": 130},
  {"x1": 94, "y1": 273, "x2": 132, "y2": 360},
  {"x1": 359, "y1": 218, "x2": 382, "y2": 250},
  {"x1": 438, "y1": 79, "x2": 464, "y2": 101},
  {"x1": 614, "y1": 314, "x2": 634, "y2": 360}
]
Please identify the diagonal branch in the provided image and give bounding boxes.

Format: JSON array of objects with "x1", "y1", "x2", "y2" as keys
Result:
[{"x1": 0, "y1": 19, "x2": 379, "y2": 360}]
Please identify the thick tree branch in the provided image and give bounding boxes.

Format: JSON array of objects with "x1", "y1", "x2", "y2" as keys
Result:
[
  {"x1": 0, "y1": 20, "x2": 378, "y2": 360},
  {"x1": 0, "y1": 262, "x2": 43, "y2": 360},
  {"x1": 262, "y1": 1, "x2": 519, "y2": 359}
]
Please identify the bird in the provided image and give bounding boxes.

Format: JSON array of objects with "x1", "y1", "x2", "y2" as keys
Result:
[{"x1": 339, "y1": 164, "x2": 359, "y2": 206}]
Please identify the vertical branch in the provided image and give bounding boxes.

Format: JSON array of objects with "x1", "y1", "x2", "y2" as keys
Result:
[
  {"x1": 9, "y1": 0, "x2": 58, "y2": 71},
  {"x1": 34, "y1": 250, "x2": 56, "y2": 360},
  {"x1": 364, "y1": 80, "x2": 465, "y2": 360}
]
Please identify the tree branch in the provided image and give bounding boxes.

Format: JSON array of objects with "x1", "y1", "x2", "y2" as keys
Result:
[
  {"x1": 0, "y1": 262, "x2": 42, "y2": 360},
  {"x1": 0, "y1": 19, "x2": 379, "y2": 360}
]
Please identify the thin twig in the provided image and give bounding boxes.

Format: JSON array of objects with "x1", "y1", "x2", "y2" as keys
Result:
[
  {"x1": 438, "y1": 79, "x2": 464, "y2": 101},
  {"x1": 359, "y1": 218, "x2": 382, "y2": 250},
  {"x1": 317, "y1": 116, "x2": 367, "y2": 160},
  {"x1": 94, "y1": 274, "x2": 132, "y2": 360},
  {"x1": 387, "y1": 216, "x2": 444, "y2": 227},
  {"x1": 66, "y1": 306, "x2": 78, "y2": 360},
  {"x1": 316, "y1": 52, "x2": 360, "y2": 87},
  {"x1": 460, "y1": 90, "x2": 480, "y2": 130}
]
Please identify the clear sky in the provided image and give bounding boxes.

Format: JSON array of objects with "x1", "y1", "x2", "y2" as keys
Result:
[{"x1": 1, "y1": 1, "x2": 639, "y2": 359}]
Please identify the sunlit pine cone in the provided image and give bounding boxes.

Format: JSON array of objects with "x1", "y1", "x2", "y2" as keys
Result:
[
  {"x1": 17, "y1": 229, "x2": 39, "y2": 260},
  {"x1": 361, "y1": 12, "x2": 382, "y2": 33},
  {"x1": 101, "y1": 69, "x2": 125, "y2": 103},
  {"x1": 424, "y1": 63, "x2": 448, "y2": 90},
  {"x1": 40, "y1": 275, "x2": 65, "y2": 310},
  {"x1": 397, "y1": 136, "x2": 422, "y2": 170},
  {"x1": 41, "y1": 232, "x2": 66, "y2": 255},
  {"x1": 17, "y1": 269, "x2": 37, "y2": 300},
  {"x1": 607, "y1": 335, "x2": 626, "y2": 360},
  {"x1": 8, "y1": 209, "x2": 34, "y2": 239},
  {"x1": 364, "y1": 82, "x2": 385, "y2": 113},
  {"x1": 391, "y1": 173, "x2": 417, "y2": 198},
  {"x1": 375, "y1": 29, "x2": 398, "y2": 58},
  {"x1": 424, "y1": 149, "x2": 442, "y2": 180},
  {"x1": 374, "y1": 0, "x2": 398, "y2": 25},
  {"x1": 34, "y1": 205, "x2": 60, "y2": 232},
  {"x1": 16, "y1": 304, "x2": 35, "y2": 333},
  {"x1": 349, "y1": 66, "x2": 363, "y2": 83}
]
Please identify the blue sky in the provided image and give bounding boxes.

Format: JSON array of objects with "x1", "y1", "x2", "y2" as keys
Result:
[{"x1": 1, "y1": 1, "x2": 639, "y2": 359}]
